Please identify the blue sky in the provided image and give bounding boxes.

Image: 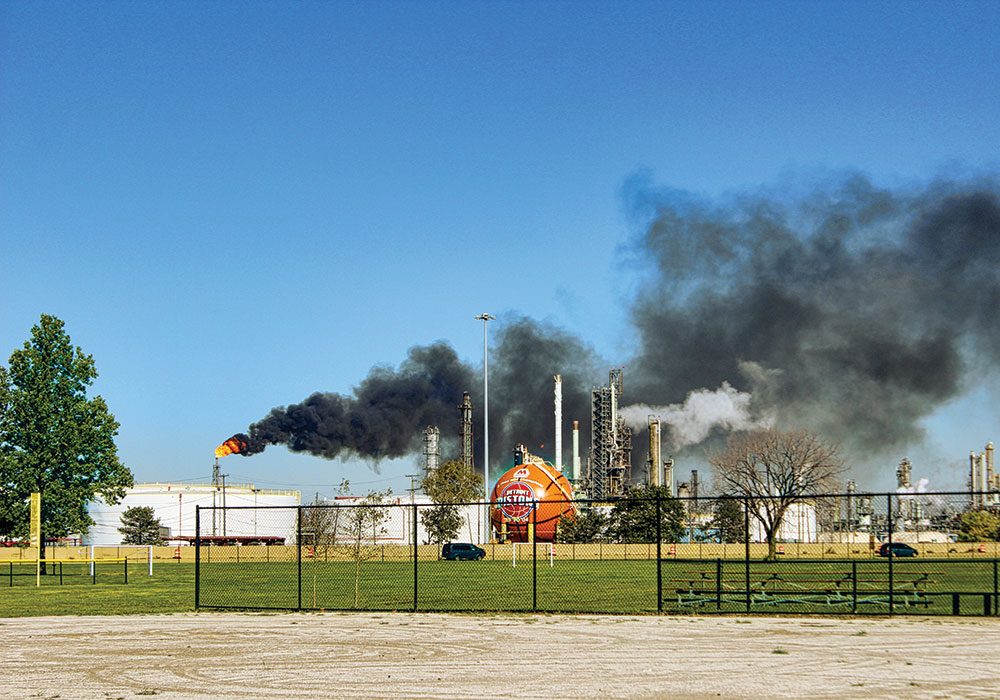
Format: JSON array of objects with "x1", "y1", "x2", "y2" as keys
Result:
[{"x1": 3, "y1": 1, "x2": 999, "y2": 498}]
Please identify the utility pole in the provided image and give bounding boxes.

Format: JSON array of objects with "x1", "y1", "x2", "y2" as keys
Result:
[
  {"x1": 405, "y1": 474, "x2": 420, "y2": 504},
  {"x1": 475, "y1": 313, "x2": 495, "y2": 543},
  {"x1": 405, "y1": 473, "x2": 419, "y2": 542},
  {"x1": 220, "y1": 472, "x2": 229, "y2": 536},
  {"x1": 212, "y1": 458, "x2": 219, "y2": 536}
]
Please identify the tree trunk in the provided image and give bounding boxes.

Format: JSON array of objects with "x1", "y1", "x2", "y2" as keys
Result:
[
  {"x1": 765, "y1": 524, "x2": 779, "y2": 561},
  {"x1": 354, "y1": 557, "x2": 360, "y2": 607}
]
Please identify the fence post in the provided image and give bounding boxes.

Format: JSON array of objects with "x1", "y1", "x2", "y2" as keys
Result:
[
  {"x1": 744, "y1": 498, "x2": 751, "y2": 614},
  {"x1": 412, "y1": 500, "x2": 418, "y2": 612},
  {"x1": 532, "y1": 501, "x2": 537, "y2": 612},
  {"x1": 851, "y1": 560, "x2": 857, "y2": 613},
  {"x1": 656, "y1": 494, "x2": 662, "y2": 614},
  {"x1": 993, "y1": 559, "x2": 998, "y2": 616},
  {"x1": 716, "y1": 558, "x2": 722, "y2": 611},
  {"x1": 194, "y1": 506, "x2": 200, "y2": 609},
  {"x1": 887, "y1": 493, "x2": 894, "y2": 614},
  {"x1": 297, "y1": 506, "x2": 302, "y2": 611}
]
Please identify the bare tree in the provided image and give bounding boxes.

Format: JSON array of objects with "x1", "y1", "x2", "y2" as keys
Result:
[
  {"x1": 330, "y1": 483, "x2": 393, "y2": 607},
  {"x1": 711, "y1": 428, "x2": 845, "y2": 560}
]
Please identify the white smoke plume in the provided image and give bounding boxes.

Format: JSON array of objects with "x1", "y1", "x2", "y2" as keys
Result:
[{"x1": 619, "y1": 382, "x2": 774, "y2": 449}]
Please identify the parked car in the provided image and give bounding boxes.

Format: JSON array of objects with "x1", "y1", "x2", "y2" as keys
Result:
[
  {"x1": 878, "y1": 542, "x2": 918, "y2": 557},
  {"x1": 442, "y1": 542, "x2": 485, "y2": 561}
]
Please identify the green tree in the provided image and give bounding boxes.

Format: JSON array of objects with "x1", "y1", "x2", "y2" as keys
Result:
[
  {"x1": 421, "y1": 503, "x2": 463, "y2": 546},
  {"x1": 708, "y1": 497, "x2": 746, "y2": 543},
  {"x1": 0, "y1": 315, "x2": 133, "y2": 569},
  {"x1": 118, "y1": 506, "x2": 165, "y2": 545},
  {"x1": 422, "y1": 459, "x2": 484, "y2": 541},
  {"x1": 607, "y1": 485, "x2": 685, "y2": 543},
  {"x1": 556, "y1": 506, "x2": 607, "y2": 543},
  {"x1": 957, "y1": 510, "x2": 1000, "y2": 542}
]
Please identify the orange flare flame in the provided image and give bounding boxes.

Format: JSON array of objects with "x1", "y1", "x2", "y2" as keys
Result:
[{"x1": 214, "y1": 437, "x2": 244, "y2": 458}]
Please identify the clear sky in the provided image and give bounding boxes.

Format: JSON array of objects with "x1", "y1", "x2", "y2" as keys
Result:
[{"x1": 3, "y1": 1, "x2": 999, "y2": 499}]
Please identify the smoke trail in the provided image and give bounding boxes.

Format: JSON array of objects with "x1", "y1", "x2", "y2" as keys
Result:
[
  {"x1": 619, "y1": 382, "x2": 774, "y2": 450},
  {"x1": 238, "y1": 318, "x2": 601, "y2": 471},
  {"x1": 244, "y1": 342, "x2": 475, "y2": 461},
  {"x1": 623, "y1": 173, "x2": 1000, "y2": 458}
]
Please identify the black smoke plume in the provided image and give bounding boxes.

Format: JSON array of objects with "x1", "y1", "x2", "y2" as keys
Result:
[
  {"x1": 244, "y1": 343, "x2": 475, "y2": 461},
  {"x1": 233, "y1": 173, "x2": 1000, "y2": 477},
  {"x1": 624, "y1": 173, "x2": 1000, "y2": 457},
  {"x1": 238, "y1": 319, "x2": 600, "y2": 472}
]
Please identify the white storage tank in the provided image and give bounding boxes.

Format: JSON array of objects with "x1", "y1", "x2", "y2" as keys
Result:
[{"x1": 85, "y1": 482, "x2": 300, "y2": 545}]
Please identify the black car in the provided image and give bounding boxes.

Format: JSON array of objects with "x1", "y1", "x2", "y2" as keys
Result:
[
  {"x1": 878, "y1": 542, "x2": 918, "y2": 557},
  {"x1": 442, "y1": 542, "x2": 485, "y2": 561}
]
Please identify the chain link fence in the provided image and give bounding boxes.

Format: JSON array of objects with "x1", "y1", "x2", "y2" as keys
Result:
[{"x1": 195, "y1": 491, "x2": 1000, "y2": 615}]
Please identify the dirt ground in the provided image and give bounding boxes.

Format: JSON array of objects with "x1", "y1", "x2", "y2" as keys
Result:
[{"x1": 2, "y1": 613, "x2": 999, "y2": 700}]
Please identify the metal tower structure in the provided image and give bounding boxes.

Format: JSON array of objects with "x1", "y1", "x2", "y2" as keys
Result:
[
  {"x1": 423, "y1": 425, "x2": 440, "y2": 476},
  {"x1": 589, "y1": 368, "x2": 631, "y2": 499},
  {"x1": 459, "y1": 392, "x2": 474, "y2": 473}
]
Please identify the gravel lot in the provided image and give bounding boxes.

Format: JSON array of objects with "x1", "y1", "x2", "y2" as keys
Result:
[{"x1": 2, "y1": 613, "x2": 999, "y2": 699}]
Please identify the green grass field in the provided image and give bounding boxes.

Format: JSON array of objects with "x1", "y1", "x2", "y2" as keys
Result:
[
  {"x1": 0, "y1": 561, "x2": 195, "y2": 617},
  {"x1": 2, "y1": 557, "x2": 997, "y2": 617},
  {"x1": 197, "y1": 556, "x2": 1000, "y2": 616}
]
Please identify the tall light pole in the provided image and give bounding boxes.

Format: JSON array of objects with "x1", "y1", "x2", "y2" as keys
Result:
[{"x1": 475, "y1": 313, "x2": 495, "y2": 543}]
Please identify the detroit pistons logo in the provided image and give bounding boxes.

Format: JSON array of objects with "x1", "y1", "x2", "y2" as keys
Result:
[{"x1": 498, "y1": 482, "x2": 535, "y2": 522}]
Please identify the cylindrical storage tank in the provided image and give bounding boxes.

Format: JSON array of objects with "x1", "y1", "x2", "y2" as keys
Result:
[
  {"x1": 490, "y1": 462, "x2": 575, "y2": 542},
  {"x1": 86, "y1": 482, "x2": 301, "y2": 545}
]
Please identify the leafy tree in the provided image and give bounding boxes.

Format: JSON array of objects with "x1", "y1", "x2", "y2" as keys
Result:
[
  {"x1": 606, "y1": 485, "x2": 685, "y2": 543},
  {"x1": 711, "y1": 427, "x2": 844, "y2": 560},
  {"x1": 421, "y1": 503, "x2": 463, "y2": 546},
  {"x1": 556, "y1": 506, "x2": 607, "y2": 543},
  {"x1": 708, "y1": 497, "x2": 746, "y2": 543},
  {"x1": 422, "y1": 459, "x2": 484, "y2": 540},
  {"x1": 0, "y1": 315, "x2": 132, "y2": 569},
  {"x1": 118, "y1": 506, "x2": 165, "y2": 545},
  {"x1": 957, "y1": 510, "x2": 1000, "y2": 542},
  {"x1": 422, "y1": 459, "x2": 484, "y2": 502}
]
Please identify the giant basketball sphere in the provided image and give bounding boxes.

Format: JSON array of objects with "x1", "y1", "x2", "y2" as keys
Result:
[{"x1": 490, "y1": 462, "x2": 575, "y2": 542}]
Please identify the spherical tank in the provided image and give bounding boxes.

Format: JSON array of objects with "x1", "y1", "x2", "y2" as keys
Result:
[{"x1": 490, "y1": 462, "x2": 575, "y2": 542}]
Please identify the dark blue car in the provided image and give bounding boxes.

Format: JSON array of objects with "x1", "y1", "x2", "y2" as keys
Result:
[
  {"x1": 442, "y1": 543, "x2": 485, "y2": 560},
  {"x1": 878, "y1": 542, "x2": 918, "y2": 557}
]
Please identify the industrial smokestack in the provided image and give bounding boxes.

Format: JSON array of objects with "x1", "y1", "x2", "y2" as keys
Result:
[
  {"x1": 988, "y1": 442, "x2": 995, "y2": 489},
  {"x1": 554, "y1": 374, "x2": 563, "y2": 472},
  {"x1": 572, "y1": 420, "x2": 580, "y2": 482},
  {"x1": 647, "y1": 416, "x2": 661, "y2": 487}
]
